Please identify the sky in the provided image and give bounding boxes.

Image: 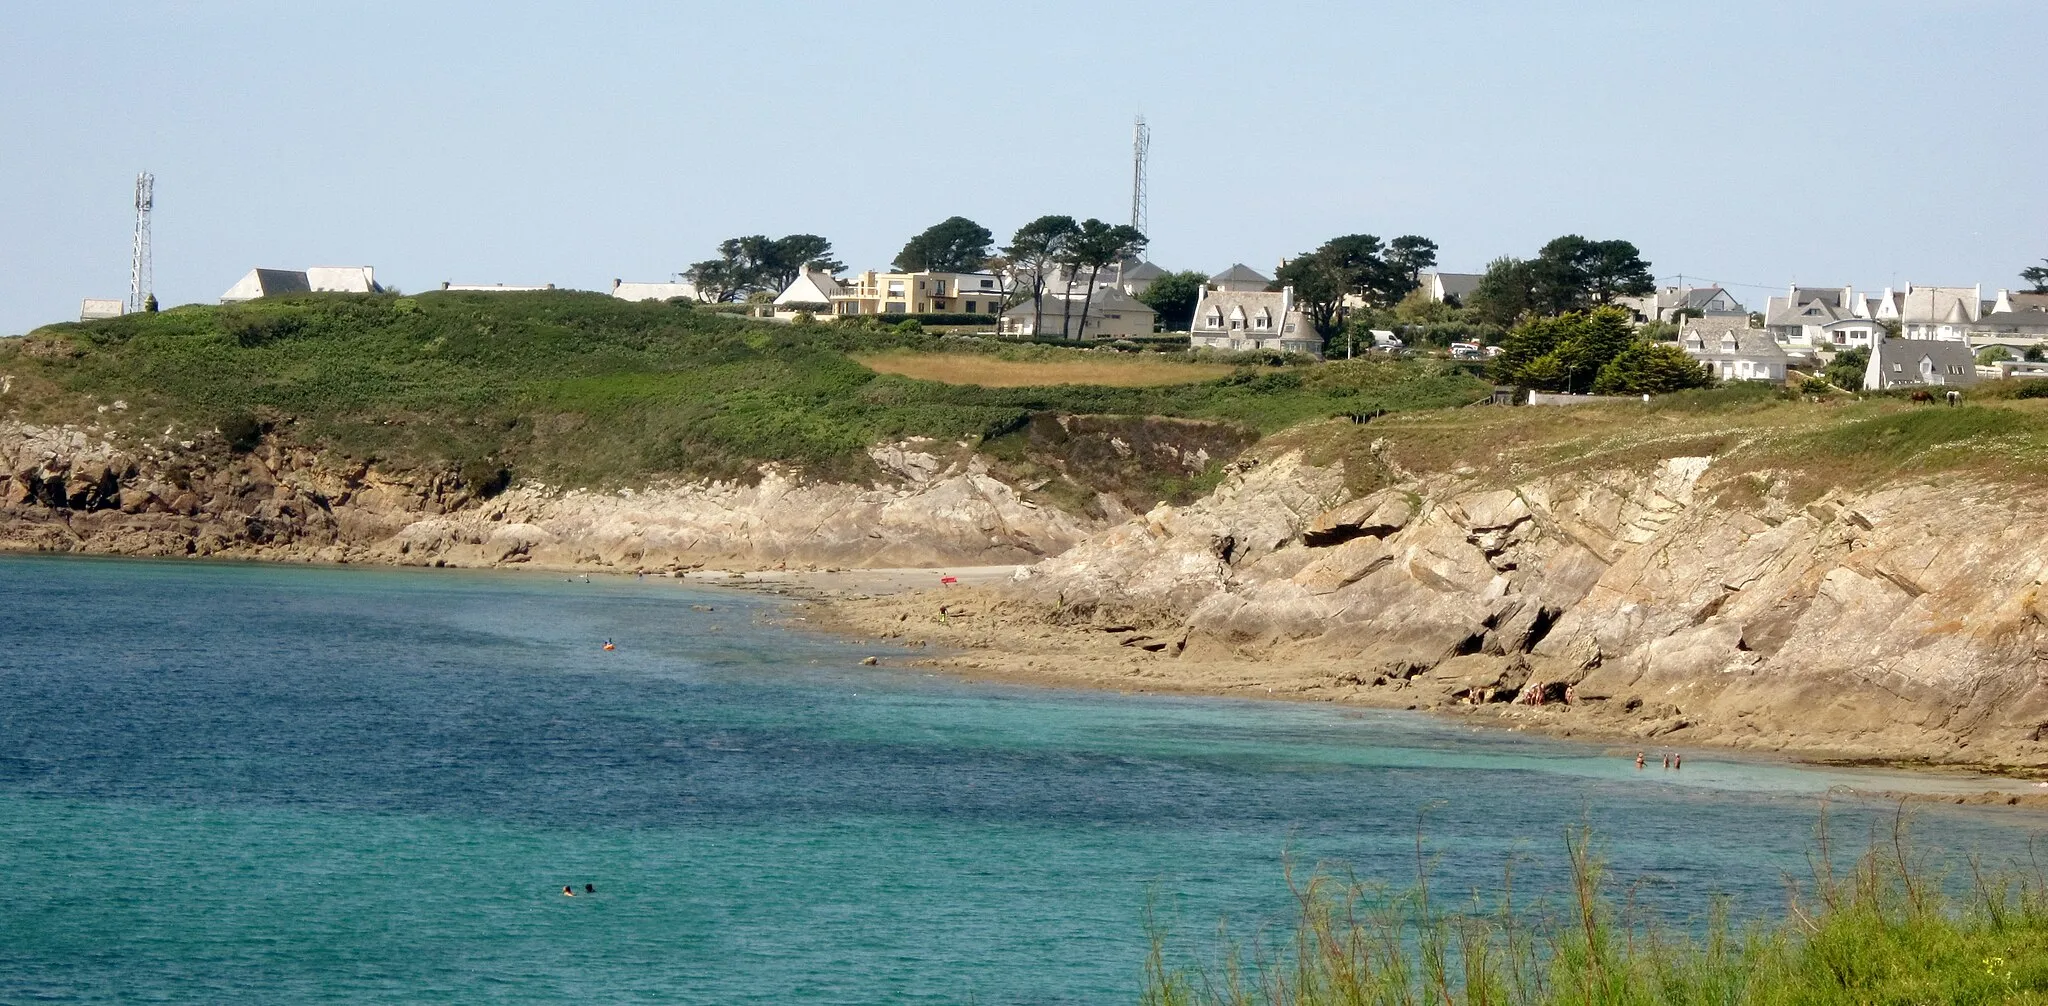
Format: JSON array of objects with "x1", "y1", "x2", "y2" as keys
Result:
[{"x1": 3, "y1": 1, "x2": 2044, "y2": 334}]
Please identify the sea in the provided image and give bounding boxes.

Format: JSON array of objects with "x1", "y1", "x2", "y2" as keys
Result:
[{"x1": 2, "y1": 553, "x2": 2043, "y2": 1003}]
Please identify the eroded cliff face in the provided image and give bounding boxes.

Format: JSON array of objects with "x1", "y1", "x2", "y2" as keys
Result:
[
  {"x1": 0, "y1": 422, "x2": 1100, "y2": 569},
  {"x1": 1015, "y1": 443, "x2": 2048, "y2": 769}
]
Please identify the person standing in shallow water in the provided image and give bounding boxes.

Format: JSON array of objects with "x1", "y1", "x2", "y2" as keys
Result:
[{"x1": 1636, "y1": 752, "x2": 1645, "y2": 770}]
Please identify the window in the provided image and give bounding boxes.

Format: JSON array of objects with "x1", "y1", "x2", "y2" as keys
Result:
[
  {"x1": 1892, "y1": 363, "x2": 1902, "y2": 373},
  {"x1": 1230, "y1": 319, "x2": 1243, "y2": 330},
  {"x1": 964, "y1": 301, "x2": 976, "y2": 313},
  {"x1": 1207, "y1": 311, "x2": 1223, "y2": 327},
  {"x1": 980, "y1": 279, "x2": 995, "y2": 289}
]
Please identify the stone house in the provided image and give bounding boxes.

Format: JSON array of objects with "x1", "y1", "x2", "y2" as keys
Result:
[
  {"x1": 1965, "y1": 290, "x2": 2048, "y2": 355},
  {"x1": 612, "y1": 278, "x2": 701, "y2": 303},
  {"x1": 1188, "y1": 285, "x2": 1320, "y2": 356}
]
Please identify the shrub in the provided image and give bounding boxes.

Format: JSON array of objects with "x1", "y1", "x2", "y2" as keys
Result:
[
  {"x1": 460, "y1": 458, "x2": 512, "y2": 498},
  {"x1": 2017, "y1": 382, "x2": 2048, "y2": 400},
  {"x1": 219, "y1": 412, "x2": 263, "y2": 453}
]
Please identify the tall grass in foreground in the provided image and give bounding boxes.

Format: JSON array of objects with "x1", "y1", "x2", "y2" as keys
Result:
[{"x1": 1144, "y1": 815, "x2": 2048, "y2": 1004}]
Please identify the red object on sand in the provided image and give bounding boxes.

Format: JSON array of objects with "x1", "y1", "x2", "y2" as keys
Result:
[{"x1": 939, "y1": 576, "x2": 958, "y2": 585}]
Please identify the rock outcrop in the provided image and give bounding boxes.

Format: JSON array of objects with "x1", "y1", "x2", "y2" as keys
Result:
[
  {"x1": 0, "y1": 423, "x2": 1098, "y2": 569},
  {"x1": 1014, "y1": 444, "x2": 2048, "y2": 769}
]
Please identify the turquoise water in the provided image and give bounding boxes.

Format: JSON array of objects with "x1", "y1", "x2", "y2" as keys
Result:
[{"x1": 2, "y1": 554, "x2": 2043, "y2": 1003}]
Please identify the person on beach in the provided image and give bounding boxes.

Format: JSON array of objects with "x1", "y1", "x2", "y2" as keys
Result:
[
  {"x1": 1662, "y1": 752, "x2": 1671, "y2": 769},
  {"x1": 1674, "y1": 754, "x2": 1682, "y2": 770},
  {"x1": 1636, "y1": 752, "x2": 1645, "y2": 770}
]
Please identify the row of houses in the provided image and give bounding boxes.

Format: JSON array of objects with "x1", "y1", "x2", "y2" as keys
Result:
[{"x1": 128, "y1": 262, "x2": 2048, "y2": 396}]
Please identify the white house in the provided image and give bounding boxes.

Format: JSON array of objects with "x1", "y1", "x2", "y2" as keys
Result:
[
  {"x1": 1763, "y1": 285, "x2": 1878, "y2": 349},
  {"x1": 1627, "y1": 285, "x2": 1745, "y2": 324},
  {"x1": 1415, "y1": 271, "x2": 1483, "y2": 304},
  {"x1": 1863, "y1": 335, "x2": 1977, "y2": 391},
  {"x1": 1968, "y1": 290, "x2": 2048, "y2": 354},
  {"x1": 441, "y1": 282, "x2": 556, "y2": 292},
  {"x1": 221, "y1": 268, "x2": 313, "y2": 302},
  {"x1": 1679, "y1": 317, "x2": 1787, "y2": 383},
  {"x1": 79, "y1": 299, "x2": 125, "y2": 321},
  {"x1": 612, "y1": 278, "x2": 700, "y2": 302},
  {"x1": 1000, "y1": 287, "x2": 1156, "y2": 340},
  {"x1": 1188, "y1": 285, "x2": 1320, "y2": 356},
  {"x1": 1894, "y1": 284, "x2": 1982, "y2": 341},
  {"x1": 220, "y1": 266, "x2": 377, "y2": 302}
]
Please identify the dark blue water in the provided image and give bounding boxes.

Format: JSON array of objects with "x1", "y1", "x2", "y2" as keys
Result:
[{"x1": 1, "y1": 554, "x2": 2041, "y2": 1003}]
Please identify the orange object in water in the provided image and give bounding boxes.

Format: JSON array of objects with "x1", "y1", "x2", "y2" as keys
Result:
[{"x1": 602, "y1": 642, "x2": 616, "y2": 651}]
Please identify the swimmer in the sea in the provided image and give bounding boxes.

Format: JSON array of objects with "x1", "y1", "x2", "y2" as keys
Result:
[{"x1": 563, "y1": 885, "x2": 575, "y2": 897}]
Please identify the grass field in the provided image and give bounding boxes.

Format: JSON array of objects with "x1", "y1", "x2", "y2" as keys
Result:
[
  {"x1": 1270, "y1": 381, "x2": 2048, "y2": 502},
  {"x1": 0, "y1": 292, "x2": 1490, "y2": 492},
  {"x1": 852, "y1": 350, "x2": 1238, "y2": 388}
]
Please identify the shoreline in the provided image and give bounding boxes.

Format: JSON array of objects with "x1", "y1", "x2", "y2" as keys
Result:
[{"x1": 12, "y1": 547, "x2": 2048, "y2": 807}]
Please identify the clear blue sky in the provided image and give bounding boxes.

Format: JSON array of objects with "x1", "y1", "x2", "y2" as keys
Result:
[{"x1": 4, "y1": 1, "x2": 2043, "y2": 333}]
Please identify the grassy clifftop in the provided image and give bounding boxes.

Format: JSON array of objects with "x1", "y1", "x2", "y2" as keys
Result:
[{"x1": 0, "y1": 291, "x2": 1490, "y2": 489}]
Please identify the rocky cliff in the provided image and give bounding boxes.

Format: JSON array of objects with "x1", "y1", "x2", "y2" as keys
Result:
[
  {"x1": 976, "y1": 435, "x2": 2048, "y2": 770},
  {"x1": 0, "y1": 421, "x2": 1100, "y2": 569}
]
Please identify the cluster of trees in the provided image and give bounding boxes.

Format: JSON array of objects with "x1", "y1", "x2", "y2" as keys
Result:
[
  {"x1": 1491, "y1": 306, "x2": 1711, "y2": 395},
  {"x1": 1271, "y1": 234, "x2": 1439, "y2": 341},
  {"x1": 1466, "y1": 236, "x2": 1656, "y2": 328},
  {"x1": 998, "y1": 215, "x2": 1148, "y2": 338},
  {"x1": 2023, "y1": 258, "x2": 2048, "y2": 294},
  {"x1": 685, "y1": 235, "x2": 843, "y2": 303}
]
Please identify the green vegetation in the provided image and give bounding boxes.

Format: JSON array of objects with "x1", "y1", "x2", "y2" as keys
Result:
[
  {"x1": 1492, "y1": 307, "x2": 1711, "y2": 395},
  {"x1": 1140, "y1": 270, "x2": 1212, "y2": 331},
  {"x1": 1467, "y1": 238, "x2": 1656, "y2": 328},
  {"x1": 0, "y1": 291, "x2": 1490, "y2": 490},
  {"x1": 1273, "y1": 233, "x2": 1440, "y2": 342},
  {"x1": 1145, "y1": 822, "x2": 2048, "y2": 1005},
  {"x1": 893, "y1": 215, "x2": 995, "y2": 273},
  {"x1": 1823, "y1": 348, "x2": 1869, "y2": 392},
  {"x1": 684, "y1": 233, "x2": 843, "y2": 302}
]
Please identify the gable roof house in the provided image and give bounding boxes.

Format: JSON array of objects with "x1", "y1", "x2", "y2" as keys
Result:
[
  {"x1": 1763, "y1": 285, "x2": 1875, "y2": 349},
  {"x1": 1207, "y1": 263, "x2": 1272, "y2": 293},
  {"x1": 1630, "y1": 285, "x2": 1746, "y2": 324},
  {"x1": 771, "y1": 269, "x2": 845, "y2": 310},
  {"x1": 1896, "y1": 284, "x2": 1982, "y2": 341},
  {"x1": 220, "y1": 268, "x2": 312, "y2": 302},
  {"x1": 1188, "y1": 285, "x2": 1320, "y2": 356},
  {"x1": 1863, "y1": 335, "x2": 1978, "y2": 391},
  {"x1": 1679, "y1": 317, "x2": 1787, "y2": 383},
  {"x1": 221, "y1": 266, "x2": 380, "y2": 302},
  {"x1": 999, "y1": 287, "x2": 1156, "y2": 340},
  {"x1": 1967, "y1": 289, "x2": 2048, "y2": 353},
  {"x1": 1416, "y1": 272, "x2": 1483, "y2": 305},
  {"x1": 612, "y1": 278, "x2": 701, "y2": 303}
]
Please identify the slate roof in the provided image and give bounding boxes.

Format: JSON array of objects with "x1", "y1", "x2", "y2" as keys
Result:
[
  {"x1": 1899, "y1": 285, "x2": 1981, "y2": 324},
  {"x1": 1209, "y1": 263, "x2": 1272, "y2": 286},
  {"x1": 1681, "y1": 320, "x2": 1787, "y2": 362},
  {"x1": 1190, "y1": 287, "x2": 1304, "y2": 337},
  {"x1": 1868, "y1": 337, "x2": 1977, "y2": 387}
]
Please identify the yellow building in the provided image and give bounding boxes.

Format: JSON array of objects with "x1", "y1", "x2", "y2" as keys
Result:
[{"x1": 830, "y1": 270, "x2": 1006, "y2": 316}]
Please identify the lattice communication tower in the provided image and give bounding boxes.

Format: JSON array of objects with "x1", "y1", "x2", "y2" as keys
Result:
[
  {"x1": 129, "y1": 172, "x2": 154, "y2": 313},
  {"x1": 1130, "y1": 116, "x2": 1150, "y2": 237}
]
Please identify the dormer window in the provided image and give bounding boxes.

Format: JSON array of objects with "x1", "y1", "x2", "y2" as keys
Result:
[
  {"x1": 1254, "y1": 308, "x2": 1272, "y2": 330},
  {"x1": 1206, "y1": 309, "x2": 1223, "y2": 328}
]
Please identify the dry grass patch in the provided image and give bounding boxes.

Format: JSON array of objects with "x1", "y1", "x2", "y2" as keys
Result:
[{"x1": 851, "y1": 351, "x2": 1237, "y2": 388}]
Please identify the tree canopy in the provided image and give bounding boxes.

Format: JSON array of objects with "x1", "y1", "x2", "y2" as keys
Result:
[
  {"x1": 1492, "y1": 306, "x2": 1674, "y2": 393},
  {"x1": 1591, "y1": 342, "x2": 1713, "y2": 395},
  {"x1": 1138, "y1": 270, "x2": 1210, "y2": 331},
  {"x1": 1004, "y1": 215, "x2": 1081, "y2": 335},
  {"x1": 1273, "y1": 233, "x2": 1438, "y2": 342},
  {"x1": 2023, "y1": 258, "x2": 2048, "y2": 294},
  {"x1": 1058, "y1": 220, "x2": 1148, "y2": 337},
  {"x1": 893, "y1": 216, "x2": 995, "y2": 273},
  {"x1": 684, "y1": 234, "x2": 843, "y2": 302},
  {"x1": 1462, "y1": 238, "x2": 1654, "y2": 324}
]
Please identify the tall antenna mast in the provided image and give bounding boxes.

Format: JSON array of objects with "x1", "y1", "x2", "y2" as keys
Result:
[
  {"x1": 129, "y1": 172, "x2": 154, "y2": 312},
  {"x1": 1130, "y1": 116, "x2": 1150, "y2": 237}
]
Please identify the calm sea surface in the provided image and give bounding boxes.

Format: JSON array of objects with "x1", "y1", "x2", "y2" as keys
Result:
[{"x1": 2, "y1": 554, "x2": 2043, "y2": 1003}]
